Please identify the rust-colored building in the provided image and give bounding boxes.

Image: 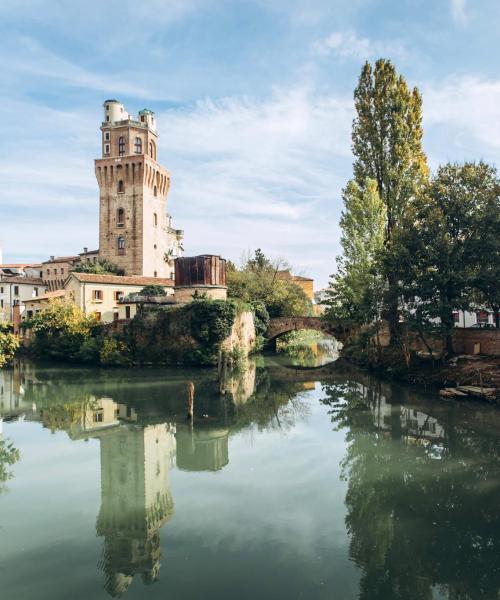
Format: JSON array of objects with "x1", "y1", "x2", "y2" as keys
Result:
[{"x1": 277, "y1": 270, "x2": 314, "y2": 300}]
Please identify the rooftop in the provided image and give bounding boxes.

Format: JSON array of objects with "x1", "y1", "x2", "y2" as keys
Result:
[
  {"x1": 68, "y1": 273, "x2": 174, "y2": 286},
  {"x1": 0, "y1": 277, "x2": 44, "y2": 285},
  {"x1": 42, "y1": 256, "x2": 80, "y2": 265},
  {"x1": 25, "y1": 290, "x2": 67, "y2": 303}
]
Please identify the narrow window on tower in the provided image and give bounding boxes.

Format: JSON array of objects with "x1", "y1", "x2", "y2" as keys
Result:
[
  {"x1": 134, "y1": 137, "x2": 142, "y2": 154},
  {"x1": 104, "y1": 144, "x2": 110, "y2": 154},
  {"x1": 153, "y1": 185, "x2": 157, "y2": 197},
  {"x1": 118, "y1": 236, "x2": 125, "y2": 255},
  {"x1": 117, "y1": 180, "x2": 125, "y2": 194},
  {"x1": 118, "y1": 136, "x2": 125, "y2": 156},
  {"x1": 149, "y1": 141, "x2": 156, "y2": 160},
  {"x1": 117, "y1": 207, "x2": 125, "y2": 227},
  {"x1": 153, "y1": 213, "x2": 158, "y2": 227}
]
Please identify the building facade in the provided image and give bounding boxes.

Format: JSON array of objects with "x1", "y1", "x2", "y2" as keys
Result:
[
  {"x1": 95, "y1": 100, "x2": 183, "y2": 279},
  {"x1": 0, "y1": 277, "x2": 46, "y2": 322},
  {"x1": 64, "y1": 272, "x2": 174, "y2": 323}
]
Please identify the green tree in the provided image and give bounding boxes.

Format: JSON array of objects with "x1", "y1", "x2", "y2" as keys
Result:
[
  {"x1": 138, "y1": 285, "x2": 167, "y2": 297},
  {"x1": 352, "y1": 59, "x2": 429, "y2": 340},
  {"x1": 393, "y1": 162, "x2": 500, "y2": 354},
  {"x1": 0, "y1": 323, "x2": 19, "y2": 367},
  {"x1": 22, "y1": 299, "x2": 100, "y2": 362},
  {"x1": 471, "y1": 180, "x2": 500, "y2": 328},
  {"x1": 227, "y1": 249, "x2": 312, "y2": 318},
  {"x1": 325, "y1": 179, "x2": 386, "y2": 339}
]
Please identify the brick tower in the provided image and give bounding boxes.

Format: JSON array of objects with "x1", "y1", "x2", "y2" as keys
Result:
[{"x1": 95, "y1": 100, "x2": 183, "y2": 278}]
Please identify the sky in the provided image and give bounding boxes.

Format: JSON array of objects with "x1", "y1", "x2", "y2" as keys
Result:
[{"x1": 1, "y1": 0, "x2": 500, "y2": 288}]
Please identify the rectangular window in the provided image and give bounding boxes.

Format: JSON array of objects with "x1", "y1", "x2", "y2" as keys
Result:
[
  {"x1": 113, "y1": 312, "x2": 119, "y2": 321},
  {"x1": 125, "y1": 306, "x2": 131, "y2": 319},
  {"x1": 0, "y1": 287, "x2": 3, "y2": 294},
  {"x1": 104, "y1": 131, "x2": 110, "y2": 141},
  {"x1": 0, "y1": 300, "x2": 3, "y2": 309},
  {"x1": 104, "y1": 143, "x2": 110, "y2": 154},
  {"x1": 93, "y1": 290, "x2": 103, "y2": 302},
  {"x1": 452, "y1": 311, "x2": 459, "y2": 323},
  {"x1": 114, "y1": 291, "x2": 124, "y2": 302},
  {"x1": 477, "y1": 311, "x2": 489, "y2": 325},
  {"x1": 27, "y1": 310, "x2": 33, "y2": 318},
  {"x1": 94, "y1": 311, "x2": 101, "y2": 321},
  {"x1": 93, "y1": 410, "x2": 104, "y2": 423},
  {"x1": 13, "y1": 286, "x2": 19, "y2": 296},
  {"x1": 61, "y1": 268, "x2": 64, "y2": 275},
  {"x1": 34, "y1": 287, "x2": 38, "y2": 297}
]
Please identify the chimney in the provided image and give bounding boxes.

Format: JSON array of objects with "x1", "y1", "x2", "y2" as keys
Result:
[
  {"x1": 83, "y1": 247, "x2": 88, "y2": 254},
  {"x1": 50, "y1": 255, "x2": 55, "y2": 261}
]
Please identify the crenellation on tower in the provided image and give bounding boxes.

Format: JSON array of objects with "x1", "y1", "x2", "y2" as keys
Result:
[{"x1": 96, "y1": 100, "x2": 183, "y2": 278}]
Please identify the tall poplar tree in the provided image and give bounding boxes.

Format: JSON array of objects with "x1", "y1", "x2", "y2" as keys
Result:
[
  {"x1": 326, "y1": 179, "x2": 386, "y2": 331},
  {"x1": 351, "y1": 59, "x2": 429, "y2": 340}
]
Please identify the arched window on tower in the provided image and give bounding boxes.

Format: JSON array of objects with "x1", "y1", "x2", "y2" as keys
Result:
[
  {"x1": 153, "y1": 185, "x2": 157, "y2": 197},
  {"x1": 117, "y1": 236, "x2": 125, "y2": 255},
  {"x1": 153, "y1": 213, "x2": 158, "y2": 227},
  {"x1": 117, "y1": 180, "x2": 124, "y2": 194},
  {"x1": 134, "y1": 137, "x2": 142, "y2": 154},
  {"x1": 118, "y1": 136, "x2": 125, "y2": 156},
  {"x1": 117, "y1": 208, "x2": 125, "y2": 227}
]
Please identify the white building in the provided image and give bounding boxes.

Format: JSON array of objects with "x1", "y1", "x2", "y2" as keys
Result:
[{"x1": 0, "y1": 276, "x2": 47, "y2": 323}]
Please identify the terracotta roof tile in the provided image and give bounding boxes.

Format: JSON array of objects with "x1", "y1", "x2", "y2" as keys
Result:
[
  {"x1": 0, "y1": 277, "x2": 45, "y2": 285},
  {"x1": 68, "y1": 273, "x2": 174, "y2": 286},
  {"x1": 25, "y1": 290, "x2": 67, "y2": 303}
]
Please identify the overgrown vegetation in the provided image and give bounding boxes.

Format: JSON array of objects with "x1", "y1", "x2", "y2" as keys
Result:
[
  {"x1": 125, "y1": 299, "x2": 239, "y2": 365},
  {"x1": 227, "y1": 249, "x2": 312, "y2": 318},
  {"x1": 325, "y1": 58, "x2": 500, "y2": 368},
  {"x1": 71, "y1": 260, "x2": 124, "y2": 276},
  {"x1": 0, "y1": 323, "x2": 19, "y2": 368}
]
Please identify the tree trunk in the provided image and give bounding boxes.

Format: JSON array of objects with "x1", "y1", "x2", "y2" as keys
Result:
[{"x1": 494, "y1": 306, "x2": 500, "y2": 329}]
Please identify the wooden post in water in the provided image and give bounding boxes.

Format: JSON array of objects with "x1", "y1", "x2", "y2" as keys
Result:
[{"x1": 187, "y1": 381, "x2": 195, "y2": 419}]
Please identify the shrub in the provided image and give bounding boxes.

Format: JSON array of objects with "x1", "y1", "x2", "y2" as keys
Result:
[
  {"x1": 138, "y1": 285, "x2": 167, "y2": 297},
  {"x1": 0, "y1": 325, "x2": 19, "y2": 367}
]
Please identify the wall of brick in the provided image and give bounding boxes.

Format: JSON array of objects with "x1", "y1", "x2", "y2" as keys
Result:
[{"x1": 453, "y1": 329, "x2": 500, "y2": 357}]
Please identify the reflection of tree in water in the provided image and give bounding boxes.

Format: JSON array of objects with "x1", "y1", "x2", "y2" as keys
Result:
[
  {"x1": 321, "y1": 379, "x2": 500, "y2": 600},
  {"x1": 0, "y1": 436, "x2": 20, "y2": 493},
  {"x1": 229, "y1": 368, "x2": 311, "y2": 433}
]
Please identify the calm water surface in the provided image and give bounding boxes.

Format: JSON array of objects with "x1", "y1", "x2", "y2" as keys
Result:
[{"x1": 0, "y1": 360, "x2": 499, "y2": 600}]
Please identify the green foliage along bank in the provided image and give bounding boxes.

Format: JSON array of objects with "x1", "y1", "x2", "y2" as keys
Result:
[
  {"x1": 0, "y1": 323, "x2": 19, "y2": 368},
  {"x1": 19, "y1": 296, "x2": 262, "y2": 367},
  {"x1": 124, "y1": 299, "x2": 251, "y2": 366}
]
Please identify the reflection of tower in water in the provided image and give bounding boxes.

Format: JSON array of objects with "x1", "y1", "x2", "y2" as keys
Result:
[
  {"x1": 96, "y1": 422, "x2": 176, "y2": 597},
  {"x1": 176, "y1": 424, "x2": 229, "y2": 472}
]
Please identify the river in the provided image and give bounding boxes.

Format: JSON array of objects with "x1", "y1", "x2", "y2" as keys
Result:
[{"x1": 0, "y1": 359, "x2": 498, "y2": 599}]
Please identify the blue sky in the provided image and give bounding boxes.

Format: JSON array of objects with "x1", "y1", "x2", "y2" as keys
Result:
[{"x1": 1, "y1": 0, "x2": 500, "y2": 287}]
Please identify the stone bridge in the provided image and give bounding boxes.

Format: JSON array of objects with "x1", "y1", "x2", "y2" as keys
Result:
[{"x1": 266, "y1": 316, "x2": 354, "y2": 345}]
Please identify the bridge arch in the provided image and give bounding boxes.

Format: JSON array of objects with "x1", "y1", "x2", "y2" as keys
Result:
[{"x1": 265, "y1": 317, "x2": 352, "y2": 346}]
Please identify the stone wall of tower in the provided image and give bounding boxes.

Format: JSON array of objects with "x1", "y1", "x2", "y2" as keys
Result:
[{"x1": 95, "y1": 156, "x2": 171, "y2": 277}]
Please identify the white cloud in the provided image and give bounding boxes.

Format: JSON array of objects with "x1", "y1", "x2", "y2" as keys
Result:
[
  {"x1": 312, "y1": 30, "x2": 408, "y2": 62},
  {"x1": 450, "y1": 0, "x2": 467, "y2": 26},
  {"x1": 423, "y1": 76, "x2": 500, "y2": 163}
]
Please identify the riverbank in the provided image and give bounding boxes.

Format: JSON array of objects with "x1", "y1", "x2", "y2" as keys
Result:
[{"x1": 342, "y1": 350, "x2": 500, "y2": 404}]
